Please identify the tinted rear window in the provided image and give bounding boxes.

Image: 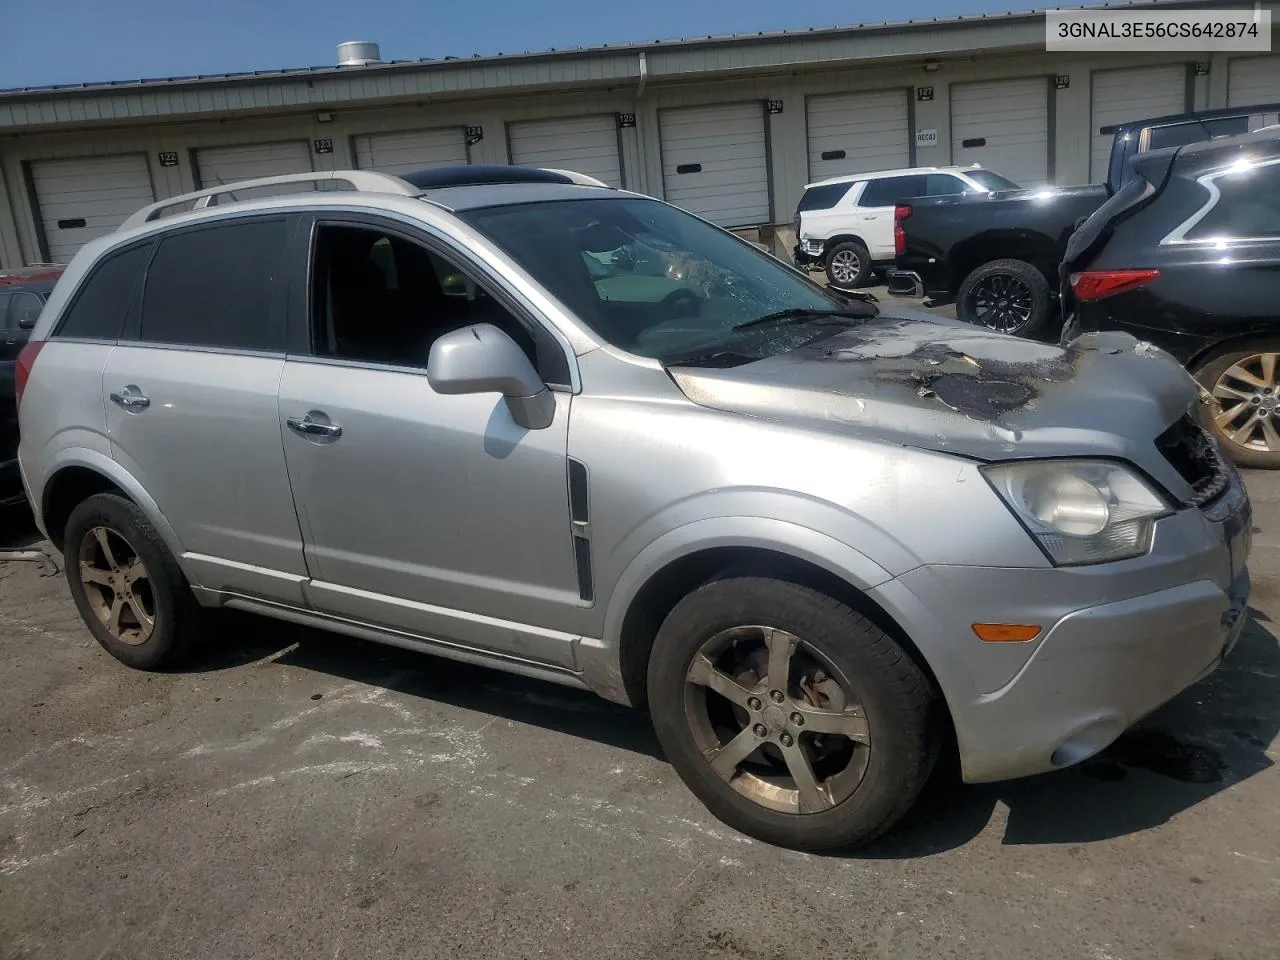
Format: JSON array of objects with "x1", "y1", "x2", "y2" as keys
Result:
[
  {"x1": 138, "y1": 218, "x2": 287, "y2": 351},
  {"x1": 796, "y1": 183, "x2": 851, "y2": 212},
  {"x1": 1187, "y1": 163, "x2": 1280, "y2": 240},
  {"x1": 54, "y1": 243, "x2": 151, "y2": 340}
]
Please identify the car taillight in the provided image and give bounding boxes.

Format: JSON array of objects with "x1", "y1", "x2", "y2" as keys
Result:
[
  {"x1": 1069, "y1": 269, "x2": 1160, "y2": 301},
  {"x1": 15, "y1": 341, "x2": 45, "y2": 411},
  {"x1": 894, "y1": 204, "x2": 912, "y2": 257}
]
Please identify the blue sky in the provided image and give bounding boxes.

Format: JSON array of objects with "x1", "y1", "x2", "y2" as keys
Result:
[{"x1": 2, "y1": 0, "x2": 1104, "y2": 89}]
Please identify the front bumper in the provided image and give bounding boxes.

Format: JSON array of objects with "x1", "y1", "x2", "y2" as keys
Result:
[
  {"x1": 792, "y1": 240, "x2": 825, "y2": 270},
  {"x1": 870, "y1": 476, "x2": 1252, "y2": 784}
]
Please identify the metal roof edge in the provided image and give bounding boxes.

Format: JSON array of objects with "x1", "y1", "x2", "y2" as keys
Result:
[{"x1": 0, "y1": 0, "x2": 1230, "y2": 102}]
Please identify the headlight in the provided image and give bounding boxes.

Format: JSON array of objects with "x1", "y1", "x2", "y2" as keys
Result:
[{"x1": 982, "y1": 459, "x2": 1173, "y2": 565}]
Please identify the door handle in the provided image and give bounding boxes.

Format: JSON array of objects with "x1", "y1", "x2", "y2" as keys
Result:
[
  {"x1": 287, "y1": 414, "x2": 342, "y2": 439},
  {"x1": 109, "y1": 388, "x2": 150, "y2": 411}
]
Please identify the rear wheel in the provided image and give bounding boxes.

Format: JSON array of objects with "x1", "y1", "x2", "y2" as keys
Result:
[
  {"x1": 1195, "y1": 344, "x2": 1280, "y2": 469},
  {"x1": 824, "y1": 241, "x2": 871, "y2": 290},
  {"x1": 647, "y1": 576, "x2": 937, "y2": 851},
  {"x1": 957, "y1": 259, "x2": 1053, "y2": 339},
  {"x1": 63, "y1": 493, "x2": 203, "y2": 669}
]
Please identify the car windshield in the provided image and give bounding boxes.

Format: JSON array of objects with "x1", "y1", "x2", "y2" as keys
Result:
[
  {"x1": 966, "y1": 170, "x2": 1021, "y2": 192},
  {"x1": 459, "y1": 196, "x2": 875, "y2": 365}
]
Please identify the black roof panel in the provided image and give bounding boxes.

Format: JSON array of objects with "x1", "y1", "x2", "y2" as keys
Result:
[{"x1": 399, "y1": 165, "x2": 576, "y2": 190}]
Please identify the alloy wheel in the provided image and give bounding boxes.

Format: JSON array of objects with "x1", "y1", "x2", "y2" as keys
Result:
[
  {"x1": 829, "y1": 249, "x2": 861, "y2": 285},
  {"x1": 682, "y1": 625, "x2": 871, "y2": 814},
  {"x1": 77, "y1": 526, "x2": 156, "y2": 646},
  {"x1": 970, "y1": 274, "x2": 1034, "y2": 333},
  {"x1": 1212, "y1": 353, "x2": 1280, "y2": 452}
]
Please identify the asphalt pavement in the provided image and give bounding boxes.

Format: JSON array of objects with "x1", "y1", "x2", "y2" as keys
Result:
[{"x1": 1, "y1": 314, "x2": 1277, "y2": 959}]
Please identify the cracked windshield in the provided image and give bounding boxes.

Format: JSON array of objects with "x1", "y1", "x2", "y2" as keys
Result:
[{"x1": 463, "y1": 196, "x2": 876, "y2": 364}]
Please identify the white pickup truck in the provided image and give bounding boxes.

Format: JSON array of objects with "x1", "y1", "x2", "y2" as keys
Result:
[{"x1": 792, "y1": 164, "x2": 1019, "y2": 289}]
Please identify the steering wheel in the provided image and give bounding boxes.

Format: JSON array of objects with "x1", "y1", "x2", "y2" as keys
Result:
[{"x1": 661, "y1": 288, "x2": 702, "y2": 320}]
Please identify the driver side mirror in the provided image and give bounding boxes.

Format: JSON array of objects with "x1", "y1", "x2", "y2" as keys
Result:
[
  {"x1": 426, "y1": 323, "x2": 556, "y2": 430},
  {"x1": 18, "y1": 316, "x2": 37, "y2": 330}
]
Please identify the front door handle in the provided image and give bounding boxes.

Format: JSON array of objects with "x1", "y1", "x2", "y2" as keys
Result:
[
  {"x1": 109, "y1": 387, "x2": 150, "y2": 411},
  {"x1": 287, "y1": 414, "x2": 342, "y2": 440}
]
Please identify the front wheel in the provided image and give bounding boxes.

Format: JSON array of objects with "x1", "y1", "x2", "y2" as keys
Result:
[
  {"x1": 647, "y1": 576, "x2": 937, "y2": 852},
  {"x1": 956, "y1": 259, "x2": 1053, "y2": 339},
  {"x1": 1195, "y1": 344, "x2": 1280, "y2": 469}
]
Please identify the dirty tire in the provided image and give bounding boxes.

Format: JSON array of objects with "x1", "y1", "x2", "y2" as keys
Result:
[
  {"x1": 1194, "y1": 342, "x2": 1280, "y2": 469},
  {"x1": 956, "y1": 258, "x2": 1054, "y2": 339},
  {"x1": 647, "y1": 576, "x2": 937, "y2": 852},
  {"x1": 63, "y1": 493, "x2": 203, "y2": 670},
  {"x1": 824, "y1": 241, "x2": 872, "y2": 290}
]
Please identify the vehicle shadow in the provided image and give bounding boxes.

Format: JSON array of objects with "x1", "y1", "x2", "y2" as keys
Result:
[
  {"x1": 188, "y1": 610, "x2": 668, "y2": 761},
  {"x1": 857, "y1": 609, "x2": 1280, "y2": 858},
  {"x1": 183, "y1": 605, "x2": 1279, "y2": 858}
]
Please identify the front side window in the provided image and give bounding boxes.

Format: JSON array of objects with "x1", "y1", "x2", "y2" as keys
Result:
[
  {"x1": 308, "y1": 223, "x2": 568, "y2": 384},
  {"x1": 7, "y1": 292, "x2": 43, "y2": 330},
  {"x1": 460, "y1": 196, "x2": 874, "y2": 365},
  {"x1": 1187, "y1": 162, "x2": 1280, "y2": 240},
  {"x1": 139, "y1": 218, "x2": 287, "y2": 351}
]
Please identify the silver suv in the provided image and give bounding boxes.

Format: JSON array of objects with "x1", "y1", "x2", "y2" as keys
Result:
[{"x1": 16, "y1": 166, "x2": 1252, "y2": 852}]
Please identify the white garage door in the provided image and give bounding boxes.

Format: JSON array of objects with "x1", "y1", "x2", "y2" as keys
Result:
[
  {"x1": 951, "y1": 78, "x2": 1049, "y2": 188},
  {"x1": 353, "y1": 127, "x2": 468, "y2": 176},
  {"x1": 29, "y1": 154, "x2": 155, "y2": 264},
  {"x1": 806, "y1": 89, "x2": 910, "y2": 182},
  {"x1": 194, "y1": 141, "x2": 313, "y2": 188},
  {"x1": 509, "y1": 115, "x2": 623, "y2": 187},
  {"x1": 660, "y1": 102, "x2": 770, "y2": 228},
  {"x1": 1090, "y1": 65, "x2": 1187, "y2": 181},
  {"x1": 1228, "y1": 56, "x2": 1280, "y2": 107}
]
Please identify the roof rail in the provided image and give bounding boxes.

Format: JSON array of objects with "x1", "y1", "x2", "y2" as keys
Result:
[
  {"x1": 539, "y1": 168, "x2": 610, "y2": 188},
  {"x1": 118, "y1": 170, "x2": 419, "y2": 231}
]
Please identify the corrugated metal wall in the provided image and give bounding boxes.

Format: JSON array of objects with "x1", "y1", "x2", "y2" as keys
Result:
[{"x1": 0, "y1": 37, "x2": 1276, "y2": 265}]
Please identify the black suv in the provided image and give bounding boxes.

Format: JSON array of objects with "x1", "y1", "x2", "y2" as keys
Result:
[
  {"x1": 0, "y1": 266, "x2": 62, "y2": 507},
  {"x1": 1061, "y1": 129, "x2": 1280, "y2": 468}
]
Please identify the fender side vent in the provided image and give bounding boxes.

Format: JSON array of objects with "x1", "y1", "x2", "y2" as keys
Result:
[{"x1": 568, "y1": 458, "x2": 593, "y2": 601}]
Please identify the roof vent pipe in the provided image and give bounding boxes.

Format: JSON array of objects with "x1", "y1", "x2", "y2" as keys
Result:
[{"x1": 337, "y1": 41, "x2": 382, "y2": 66}]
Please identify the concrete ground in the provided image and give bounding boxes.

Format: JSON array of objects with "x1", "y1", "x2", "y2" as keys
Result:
[{"x1": 2, "y1": 323, "x2": 1278, "y2": 959}]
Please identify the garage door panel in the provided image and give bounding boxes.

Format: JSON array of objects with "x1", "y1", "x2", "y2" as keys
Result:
[
  {"x1": 660, "y1": 102, "x2": 771, "y2": 227},
  {"x1": 194, "y1": 141, "x2": 313, "y2": 187},
  {"x1": 508, "y1": 115, "x2": 622, "y2": 187},
  {"x1": 807, "y1": 89, "x2": 910, "y2": 181},
  {"x1": 1228, "y1": 56, "x2": 1280, "y2": 107},
  {"x1": 30, "y1": 154, "x2": 155, "y2": 263},
  {"x1": 951, "y1": 78, "x2": 1049, "y2": 188},
  {"x1": 1090, "y1": 65, "x2": 1187, "y2": 181},
  {"x1": 353, "y1": 128, "x2": 468, "y2": 175}
]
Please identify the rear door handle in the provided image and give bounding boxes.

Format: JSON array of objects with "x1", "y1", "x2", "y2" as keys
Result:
[
  {"x1": 287, "y1": 414, "x2": 342, "y2": 439},
  {"x1": 109, "y1": 387, "x2": 150, "y2": 411}
]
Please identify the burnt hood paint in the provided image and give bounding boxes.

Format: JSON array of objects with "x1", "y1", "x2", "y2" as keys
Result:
[{"x1": 668, "y1": 314, "x2": 1200, "y2": 475}]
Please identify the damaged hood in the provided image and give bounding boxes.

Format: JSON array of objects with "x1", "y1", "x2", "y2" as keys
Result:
[{"x1": 668, "y1": 314, "x2": 1199, "y2": 463}]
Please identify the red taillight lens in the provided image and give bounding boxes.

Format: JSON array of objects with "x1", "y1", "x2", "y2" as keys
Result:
[
  {"x1": 15, "y1": 340, "x2": 45, "y2": 411},
  {"x1": 1069, "y1": 268, "x2": 1160, "y2": 301},
  {"x1": 894, "y1": 204, "x2": 912, "y2": 257}
]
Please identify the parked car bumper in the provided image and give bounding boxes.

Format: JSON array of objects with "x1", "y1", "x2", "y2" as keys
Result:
[
  {"x1": 870, "y1": 474, "x2": 1252, "y2": 784},
  {"x1": 0, "y1": 456, "x2": 27, "y2": 507},
  {"x1": 792, "y1": 241, "x2": 824, "y2": 270},
  {"x1": 885, "y1": 270, "x2": 924, "y2": 297}
]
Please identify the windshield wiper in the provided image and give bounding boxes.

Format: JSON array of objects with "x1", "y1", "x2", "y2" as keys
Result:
[{"x1": 731, "y1": 307, "x2": 872, "y2": 332}]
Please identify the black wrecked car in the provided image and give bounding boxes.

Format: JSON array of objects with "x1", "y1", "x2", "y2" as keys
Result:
[{"x1": 1060, "y1": 129, "x2": 1280, "y2": 468}]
